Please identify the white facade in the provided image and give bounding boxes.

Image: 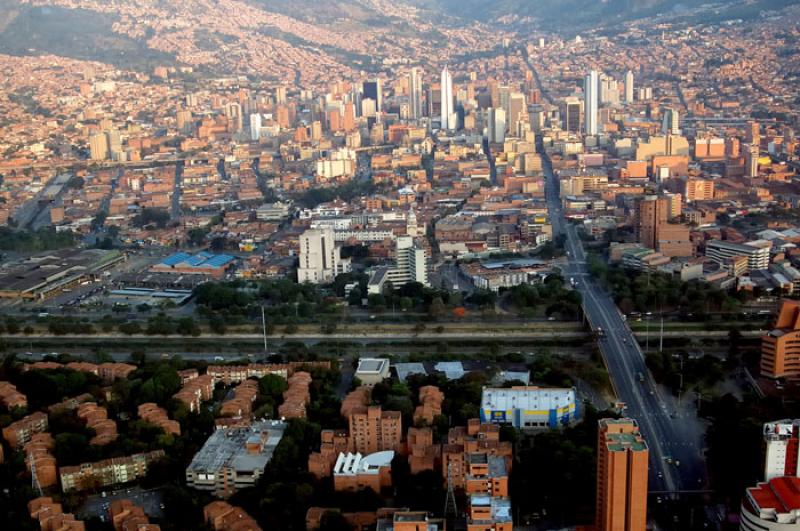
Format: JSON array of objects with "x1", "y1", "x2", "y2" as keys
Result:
[
  {"x1": 441, "y1": 66, "x2": 455, "y2": 131},
  {"x1": 488, "y1": 107, "x2": 506, "y2": 144},
  {"x1": 297, "y1": 228, "x2": 349, "y2": 284},
  {"x1": 584, "y1": 70, "x2": 599, "y2": 136},
  {"x1": 624, "y1": 70, "x2": 634, "y2": 103},
  {"x1": 764, "y1": 420, "x2": 800, "y2": 480},
  {"x1": 249, "y1": 113, "x2": 262, "y2": 141}
]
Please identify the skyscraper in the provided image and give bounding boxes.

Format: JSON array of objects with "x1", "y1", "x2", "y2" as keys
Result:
[
  {"x1": 661, "y1": 107, "x2": 680, "y2": 135},
  {"x1": 624, "y1": 70, "x2": 635, "y2": 103},
  {"x1": 487, "y1": 107, "x2": 506, "y2": 144},
  {"x1": 89, "y1": 132, "x2": 109, "y2": 161},
  {"x1": 561, "y1": 97, "x2": 582, "y2": 133},
  {"x1": 249, "y1": 113, "x2": 262, "y2": 141},
  {"x1": 746, "y1": 144, "x2": 760, "y2": 178},
  {"x1": 362, "y1": 80, "x2": 382, "y2": 114},
  {"x1": 440, "y1": 66, "x2": 454, "y2": 131},
  {"x1": 584, "y1": 70, "x2": 599, "y2": 136},
  {"x1": 596, "y1": 418, "x2": 648, "y2": 531},
  {"x1": 408, "y1": 68, "x2": 422, "y2": 121}
]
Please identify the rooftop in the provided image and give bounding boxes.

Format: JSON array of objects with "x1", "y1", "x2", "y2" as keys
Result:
[
  {"x1": 187, "y1": 420, "x2": 286, "y2": 475},
  {"x1": 480, "y1": 386, "x2": 576, "y2": 411}
]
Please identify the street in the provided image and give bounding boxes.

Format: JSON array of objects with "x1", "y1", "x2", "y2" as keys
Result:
[{"x1": 542, "y1": 150, "x2": 707, "y2": 495}]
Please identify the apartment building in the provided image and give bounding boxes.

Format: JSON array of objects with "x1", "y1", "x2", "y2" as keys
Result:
[
  {"x1": 348, "y1": 405, "x2": 403, "y2": 455},
  {"x1": 59, "y1": 450, "x2": 165, "y2": 492},
  {"x1": 297, "y1": 228, "x2": 350, "y2": 284},
  {"x1": 3, "y1": 411, "x2": 48, "y2": 448},
  {"x1": 109, "y1": 499, "x2": 160, "y2": 531},
  {"x1": 0, "y1": 381, "x2": 27, "y2": 410},
  {"x1": 763, "y1": 419, "x2": 800, "y2": 480},
  {"x1": 138, "y1": 403, "x2": 181, "y2": 436},
  {"x1": 762, "y1": 300, "x2": 800, "y2": 380},
  {"x1": 595, "y1": 419, "x2": 648, "y2": 531},
  {"x1": 203, "y1": 501, "x2": 261, "y2": 531},
  {"x1": 28, "y1": 497, "x2": 84, "y2": 531}
]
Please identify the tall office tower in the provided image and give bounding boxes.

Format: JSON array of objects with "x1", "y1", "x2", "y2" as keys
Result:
[
  {"x1": 440, "y1": 66, "x2": 454, "y2": 131},
  {"x1": 105, "y1": 129, "x2": 122, "y2": 157},
  {"x1": 275, "y1": 86, "x2": 287, "y2": 105},
  {"x1": 487, "y1": 107, "x2": 506, "y2": 144},
  {"x1": 362, "y1": 79, "x2": 382, "y2": 114},
  {"x1": 343, "y1": 102, "x2": 356, "y2": 131},
  {"x1": 596, "y1": 419, "x2": 648, "y2": 531},
  {"x1": 408, "y1": 68, "x2": 423, "y2": 121},
  {"x1": 763, "y1": 419, "x2": 800, "y2": 480},
  {"x1": 600, "y1": 75, "x2": 619, "y2": 105},
  {"x1": 761, "y1": 300, "x2": 800, "y2": 380},
  {"x1": 297, "y1": 228, "x2": 343, "y2": 284},
  {"x1": 746, "y1": 120, "x2": 760, "y2": 145},
  {"x1": 311, "y1": 120, "x2": 323, "y2": 141},
  {"x1": 89, "y1": 132, "x2": 109, "y2": 161},
  {"x1": 561, "y1": 97, "x2": 582, "y2": 133},
  {"x1": 249, "y1": 113, "x2": 262, "y2": 141},
  {"x1": 661, "y1": 108, "x2": 680, "y2": 135},
  {"x1": 225, "y1": 102, "x2": 243, "y2": 133},
  {"x1": 746, "y1": 144, "x2": 760, "y2": 178},
  {"x1": 635, "y1": 195, "x2": 670, "y2": 250},
  {"x1": 584, "y1": 70, "x2": 599, "y2": 136},
  {"x1": 507, "y1": 92, "x2": 527, "y2": 134},
  {"x1": 624, "y1": 70, "x2": 634, "y2": 103},
  {"x1": 177, "y1": 109, "x2": 193, "y2": 134}
]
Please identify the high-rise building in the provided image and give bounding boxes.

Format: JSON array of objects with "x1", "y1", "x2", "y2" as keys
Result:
[
  {"x1": 348, "y1": 405, "x2": 402, "y2": 455},
  {"x1": 487, "y1": 107, "x2": 506, "y2": 144},
  {"x1": 440, "y1": 66, "x2": 455, "y2": 131},
  {"x1": 624, "y1": 70, "x2": 634, "y2": 103},
  {"x1": 507, "y1": 92, "x2": 527, "y2": 134},
  {"x1": 249, "y1": 113, "x2": 262, "y2": 141},
  {"x1": 595, "y1": 418, "x2": 648, "y2": 531},
  {"x1": 740, "y1": 476, "x2": 800, "y2": 530},
  {"x1": 636, "y1": 196, "x2": 691, "y2": 257},
  {"x1": 746, "y1": 144, "x2": 760, "y2": 178},
  {"x1": 635, "y1": 196, "x2": 670, "y2": 249},
  {"x1": 408, "y1": 68, "x2": 423, "y2": 121},
  {"x1": 177, "y1": 109, "x2": 193, "y2": 134},
  {"x1": 584, "y1": 70, "x2": 599, "y2": 136},
  {"x1": 661, "y1": 107, "x2": 680, "y2": 135},
  {"x1": 561, "y1": 97, "x2": 582, "y2": 133},
  {"x1": 297, "y1": 228, "x2": 348, "y2": 284},
  {"x1": 89, "y1": 132, "x2": 109, "y2": 161},
  {"x1": 762, "y1": 300, "x2": 800, "y2": 380},
  {"x1": 763, "y1": 419, "x2": 800, "y2": 480},
  {"x1": 363, "y1": 80, "x2": 382, "y2": 113}
]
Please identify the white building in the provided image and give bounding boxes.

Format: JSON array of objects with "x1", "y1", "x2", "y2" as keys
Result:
[
  {"x1": 624, "y1": 70, "x2": 634, "y2": 103},
  {"x1": 355, "y1": 358, "x2": 391, "y2": 385},
  {"x1": 440, "y1": 66, "x2": 455, "y2": 131},
  {"x1": 584, "y1": 70, "x2": 599, "y2": 136},
  {"x1": 764, "y1": 420, "x2": 800, "y2": 481},
  {"x1": 367, "y1": 236, "x2": 429, "y2": 294},
  {"x1": 249, "y1": 113, "x2": 262, "y2": 141},
  {"x1": 479, "y1": 386, "x2": 579, "y2": 429},
  {"x1": 706, "y1": 239, "x2": 771, "y2": 272},
  {"x1": 488, "y1": 107, "x2": 506, "y2": 144},
  {"x1": 297, "y1": 228, "x2": 350, "y2": 284},
  {"x1": 741, "y1": 477, "x2": 800, "y2": 530}
]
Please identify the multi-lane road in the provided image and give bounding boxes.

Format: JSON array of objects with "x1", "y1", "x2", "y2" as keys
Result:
[{"x1": 542, "y1": 151, "x2": 706, "y2": 495}]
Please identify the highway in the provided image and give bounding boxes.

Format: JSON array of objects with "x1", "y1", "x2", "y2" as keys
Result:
[{"x1": 542, "y1": 151, "x2": 707, "y2": 495}]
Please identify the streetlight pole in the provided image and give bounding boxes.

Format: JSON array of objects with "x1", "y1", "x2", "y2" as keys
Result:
[{"x1": 261, "y1": 305, "x2": 268, "y2": 356}]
